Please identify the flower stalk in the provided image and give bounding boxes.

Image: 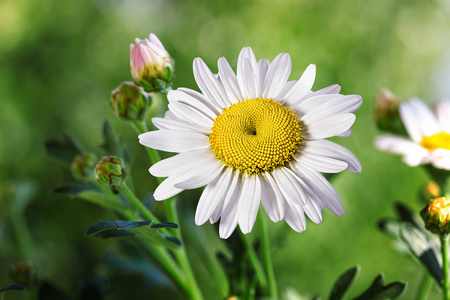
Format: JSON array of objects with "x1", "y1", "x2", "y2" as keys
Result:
[
  {"x1": 257, "y1": 210, "x2": 278, "y2": 298},
  {"x1": 442, "y1": 234, "x2": 450, "y2": 300}
]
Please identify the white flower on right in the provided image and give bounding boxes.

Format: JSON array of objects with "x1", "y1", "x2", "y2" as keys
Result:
[{"x1": 375, "y1": 98, "x2": 450, "y2": 170}]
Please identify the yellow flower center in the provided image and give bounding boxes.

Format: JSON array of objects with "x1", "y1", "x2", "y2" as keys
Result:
[
  {"x1": 209, "y1": 98, "x2": 301, "y2": 174},
  {"x1": 420, "y1": 132, "x2": 450, "y2": 151}
]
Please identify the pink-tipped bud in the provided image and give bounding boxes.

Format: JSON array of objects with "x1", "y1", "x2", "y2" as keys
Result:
[{"x1": 130, "y1": 33, "x2": 174, "y2": 92}]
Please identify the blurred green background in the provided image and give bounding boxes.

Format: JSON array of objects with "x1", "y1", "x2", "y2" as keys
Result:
[{"x1": 1, "y1": 0, "x2": 450, "y2": 299}]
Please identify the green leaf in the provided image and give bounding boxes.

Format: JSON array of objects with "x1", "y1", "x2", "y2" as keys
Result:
[
  {"x1": 400, "y1": 223, "x2": 442, "y2": 285},
  {"x1": 54, "y1": 183, "x2": 97, "y2": 196},
  {"x1": 329, "y1": 266, "x2": 360, "y2": 300},
  {"x1": 352, "y1": 274, "x2": 406, "y2": 300},
  {"x1": 45, "y1": 134, "x2": 84, "y2": 166},
  {"x1": 115, "y1": 220, "x2": 153, "y2": 229},
  {"x1": 94, "y1": 229, "x2": 135, "y2": 239},
  {"x1": 0, "y1": 284, "x2": 25, "y2": 293},
  {"x1": 55, "y1": 184, "x2": 124, "y2": 211},
  {"x1": 100, "y1": 120, "x2": 123, "y2": 158},
  {"x1": 162, "y1": 235, "x2": 182, "y2": 246},
  {"x1": 86, "y1": 220, "x2": 116, "y2": 235},
  {"x1": 394, "y1": 202, "x2": 421, "y2": 229}
]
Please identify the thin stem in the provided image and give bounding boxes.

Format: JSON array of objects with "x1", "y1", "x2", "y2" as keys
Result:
[
  {"x1": 240, "y1": 231, "x2": 268, "y2": 289},
  {"x1": 416, "y1": 272, "x2": 433, "y2": 300},
  {"x1": 441, "y1": 234, "x2": 450, "y2": 300},
  {"x1": 119, "y1": 184, "x2": 160, "y2": 222},
  {"x1": 257, "y1": 210, "x2": 277, "y2": 299}
]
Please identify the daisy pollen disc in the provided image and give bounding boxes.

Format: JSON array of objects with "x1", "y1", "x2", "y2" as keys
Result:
[
  {"x1": 420, "y1": 132, "x2": 450, "y2": 151},
  {"x1": 209, "y1": 97, "x2": 301, "y2": 174}
]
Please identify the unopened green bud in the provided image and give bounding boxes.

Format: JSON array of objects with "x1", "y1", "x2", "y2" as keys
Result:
[
  {"x1": 374, "y1": 89, "x2": 404, "y2": 134},
  {"x1": 130, "y1": 33, "x2": 174, "y2": 92},
  {"x1": 95, "y1": 156, "x2": 126, "y2": 186},
  {"x1": 111, "y1": 82, "x2": 151, "y2": 121},
  {"x1": 71, "y1": 152, "x2": 97, "y2": 180},
  {"x1": 11, "y1": 262, "x2": 38, "y2": 287},
  {"x1": 421, "y1": 197, "x2": 450, "y2": 235}
]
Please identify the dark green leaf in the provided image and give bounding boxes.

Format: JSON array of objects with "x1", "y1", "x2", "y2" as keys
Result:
[
  {"x1": 353, "y1": 274, "x2": 406, "y2": 300},
  {"x1": 329, "y1": 266, "x2": 360, "y2": 300},
  {"x1": 378, "y1": 219, "x2": 402, "y2": 239},
  {"x1": 38, "y1": 281, "x2": 72, "y2": 300},
  {"x1": 115, "y1": 220, "x2": 152, "y2": 229},
  {"x1": 394, "y1": 202, "x2": 421, "y2": 229},
  {"x1": 86, "y1": 220, "x2": 116, "y2": 235},
  {"x1": 400, "y1": 223, "x2": 442, "y2": 284},
  {"x1": 0, "y1": 284, "x2": 25, "y2": 293},
  {"x1": 163, "y1": 235, "x2": 182, "y2": 246},
  {"x1": 100, "y1": 120, "x2": 123, "y2": 158},
  {"x1": 45, "y1": 134, "x2": 84, "y2": 166},
  {"x1": 151, "y1": 222, "x2": 179, "y2": 229}
]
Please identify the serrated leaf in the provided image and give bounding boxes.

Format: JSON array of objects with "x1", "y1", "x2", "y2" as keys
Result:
[
  {"x1": 378, "y1": 219, "x2": 402, "y2": 239},
  {"x1": 400, "y1": 223, "x2": 442, "y2": 284},
  {"x1": 372, "y1": 282, "x2": 407, "y2": 299},
  {"x1": 0, "y1": 284, "x2": 25, "y2": 293},
  {"x1": 151, "y1": 222, "x2": 179, "y2": 229},
  {"x1": 45, "y1": 134, "x2": 84, "y2": 166},
  {"x1": 329, "y1": 266, "x2": 360, "y2": 300},
  {"x1": 394, "y1": 202, "x2": 421, "y2": 229}
]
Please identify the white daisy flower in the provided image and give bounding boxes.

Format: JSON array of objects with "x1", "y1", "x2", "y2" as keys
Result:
[
  {"x1": 375, "y1": 99, "x2": 450, "y2": 170},
  {"x1": 139, "y1": 47, "x2": 362, "y2": 239}
]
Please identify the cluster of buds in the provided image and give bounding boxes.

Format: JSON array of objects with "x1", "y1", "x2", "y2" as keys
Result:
[
  {"x1": 95, "y1": 156, "x2": 127, "y2": 186},
  {"x1": 421, "y1": 197, "x2": 450, "y2": 235},
  {"x1": 130, "y1": 33, "x2": 174, "y2": 92}
]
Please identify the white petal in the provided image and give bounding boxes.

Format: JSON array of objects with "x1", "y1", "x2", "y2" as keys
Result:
[
  {"x1": 303, "y1": 113, "x2": 356, "y2": 140},
  {"x1": 400, "y1": 99, "x2": 440, "y2": 142},
  {"x1": 152, "y1": 117, "x2": 208, "y2": 134},
  {"x1": 177, "y1": 87, "x2": 222, "y2": 115},
  {"x1": 218, "y1": 57, "x2": 242, "y2": 103},
  {"x1": 271, "y1": 167, "x2": 307, "y2": 206},
  {"x1": 301, "y1": 84, "x2": 341, "y2": 102},
  {"x1": 168, "y1": 89, "x2": 218, "y2": 120},
  {"x1": 294, "y1": 94, "x2": 338, "y2": 117},
  {"x1": 153, "y1": 177, "x2": 184, "y2": 201},
  {"x1": 276, "y1": 80, "x2": 297, "y2": 100},
  {"x1": 168, "y1": 102, "x2": 214, "y2": 132},
  {"x1": 375, "y1": 135, "x2": 429, "y2": 166},
  {"x1": 337, "y1": 129, "x2": 352, "y2": 137},
  {"x1": 219, "y1": 173, "x2": 243, "y2": 239},
  {"x1": 260, "y1": 172, "x2": 285, "y2": 222},
  {"x1": 237, "y1": 47, "x2": 259, "y2": 100},
  {"x1": 293, "y1": 165, "x2": 344, "y2": 216},
  {"x1": 302, "y1": 197, "x2": 323, "y2": 224},
  {"x1": 434, "y1": 100, "x2": 450, "y2": 133},
  {"x1": 149, "y1": 149, "x2": 211, "y2": 177},
  {"x1": 238, "y1": 174, "x2": 261, "y2": 234},
  {"x1": 301, "y1": 95, "x2": 362, "y2": 124},
  {"x1": 193, "y1": 58, "x2": 230, "y2": 109},
  {"x1": 283, "y1": 64, "x2": 316, "y2": 106},
  {"x1": 195, "y1": 167, "x2": 233, "y2": 225},
  {"x1": 258, "y1": 58, "x2": 270, "y2": 96},
  {"x1": 263, "y1": 53, "x2": 292, "y2": 99},
  {"x1": 173, "y1": 158, "x2": 224, "y2": 190},
  {"x1": 139, "y1": 130, "x2": 209, "y2": 152},
  {"x1": 284, "y1": 200, "x2": 306, "y2": 233},
  {"x1": 293, "y1": 152, "x2": 348, "y2": 173},
  {"x1": 301, "y1": 139, "x2": 362, "y2": 173}
]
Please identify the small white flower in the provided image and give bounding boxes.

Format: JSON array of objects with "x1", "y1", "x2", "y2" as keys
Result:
[
  {"x1": 139, "y1": 47, "x2": 362, "y2": 238},
  {"x1": 376, "y1": 98, "x2": 450, "y2": 170}
]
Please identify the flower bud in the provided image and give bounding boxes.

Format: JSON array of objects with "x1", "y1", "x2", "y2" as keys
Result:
[
  {"x1": 71, "y1": 152, "x2": 97, "y2": 180},
  {"x1": 111, "y1": 82, "x2": 151, "y2": 121},
  {"x1": 95, "y1": 156, "x2": 126, "y2": 186},
  {"x1": 11, "y1": 262, "x2": 38, "y2": 287},
  {"x1": 374, "y1": 89, "x2": 403, "y2": 134},
  {"x1": 421, "y1": 197, "x2": 450, "y2": 235},
  {"x1": 421, "y1": 181, "x2": 441, "y2": 202},
  {"x1": 130, "y1": 33, "x2": 174, "y2": 92}
]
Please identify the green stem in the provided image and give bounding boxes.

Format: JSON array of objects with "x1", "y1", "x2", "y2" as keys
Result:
[
  {"x1": 240, "y1": 232, "x2": 268, "y2": 289},
  {"x1": 132, "y1": 119, "x2": 203, "y2": 300},
  {"x1": 441, "y1": 234, "x2": 450, "y2": 300},
  {"x1": 416, "y1": 272, "x2": 433, "y2": 300},
  {"x1": 257, "y1": 210, "x2": 277, "y2": 299}
]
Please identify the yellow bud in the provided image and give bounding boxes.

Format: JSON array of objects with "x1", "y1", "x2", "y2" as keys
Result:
[{"x1": 421, "y1": 197, "x2": 450, "y2": 235}]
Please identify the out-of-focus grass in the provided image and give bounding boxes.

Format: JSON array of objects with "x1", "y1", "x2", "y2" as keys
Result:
[{"x1": 0, "y1": 0, "x2": 449, "y2": 298}]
